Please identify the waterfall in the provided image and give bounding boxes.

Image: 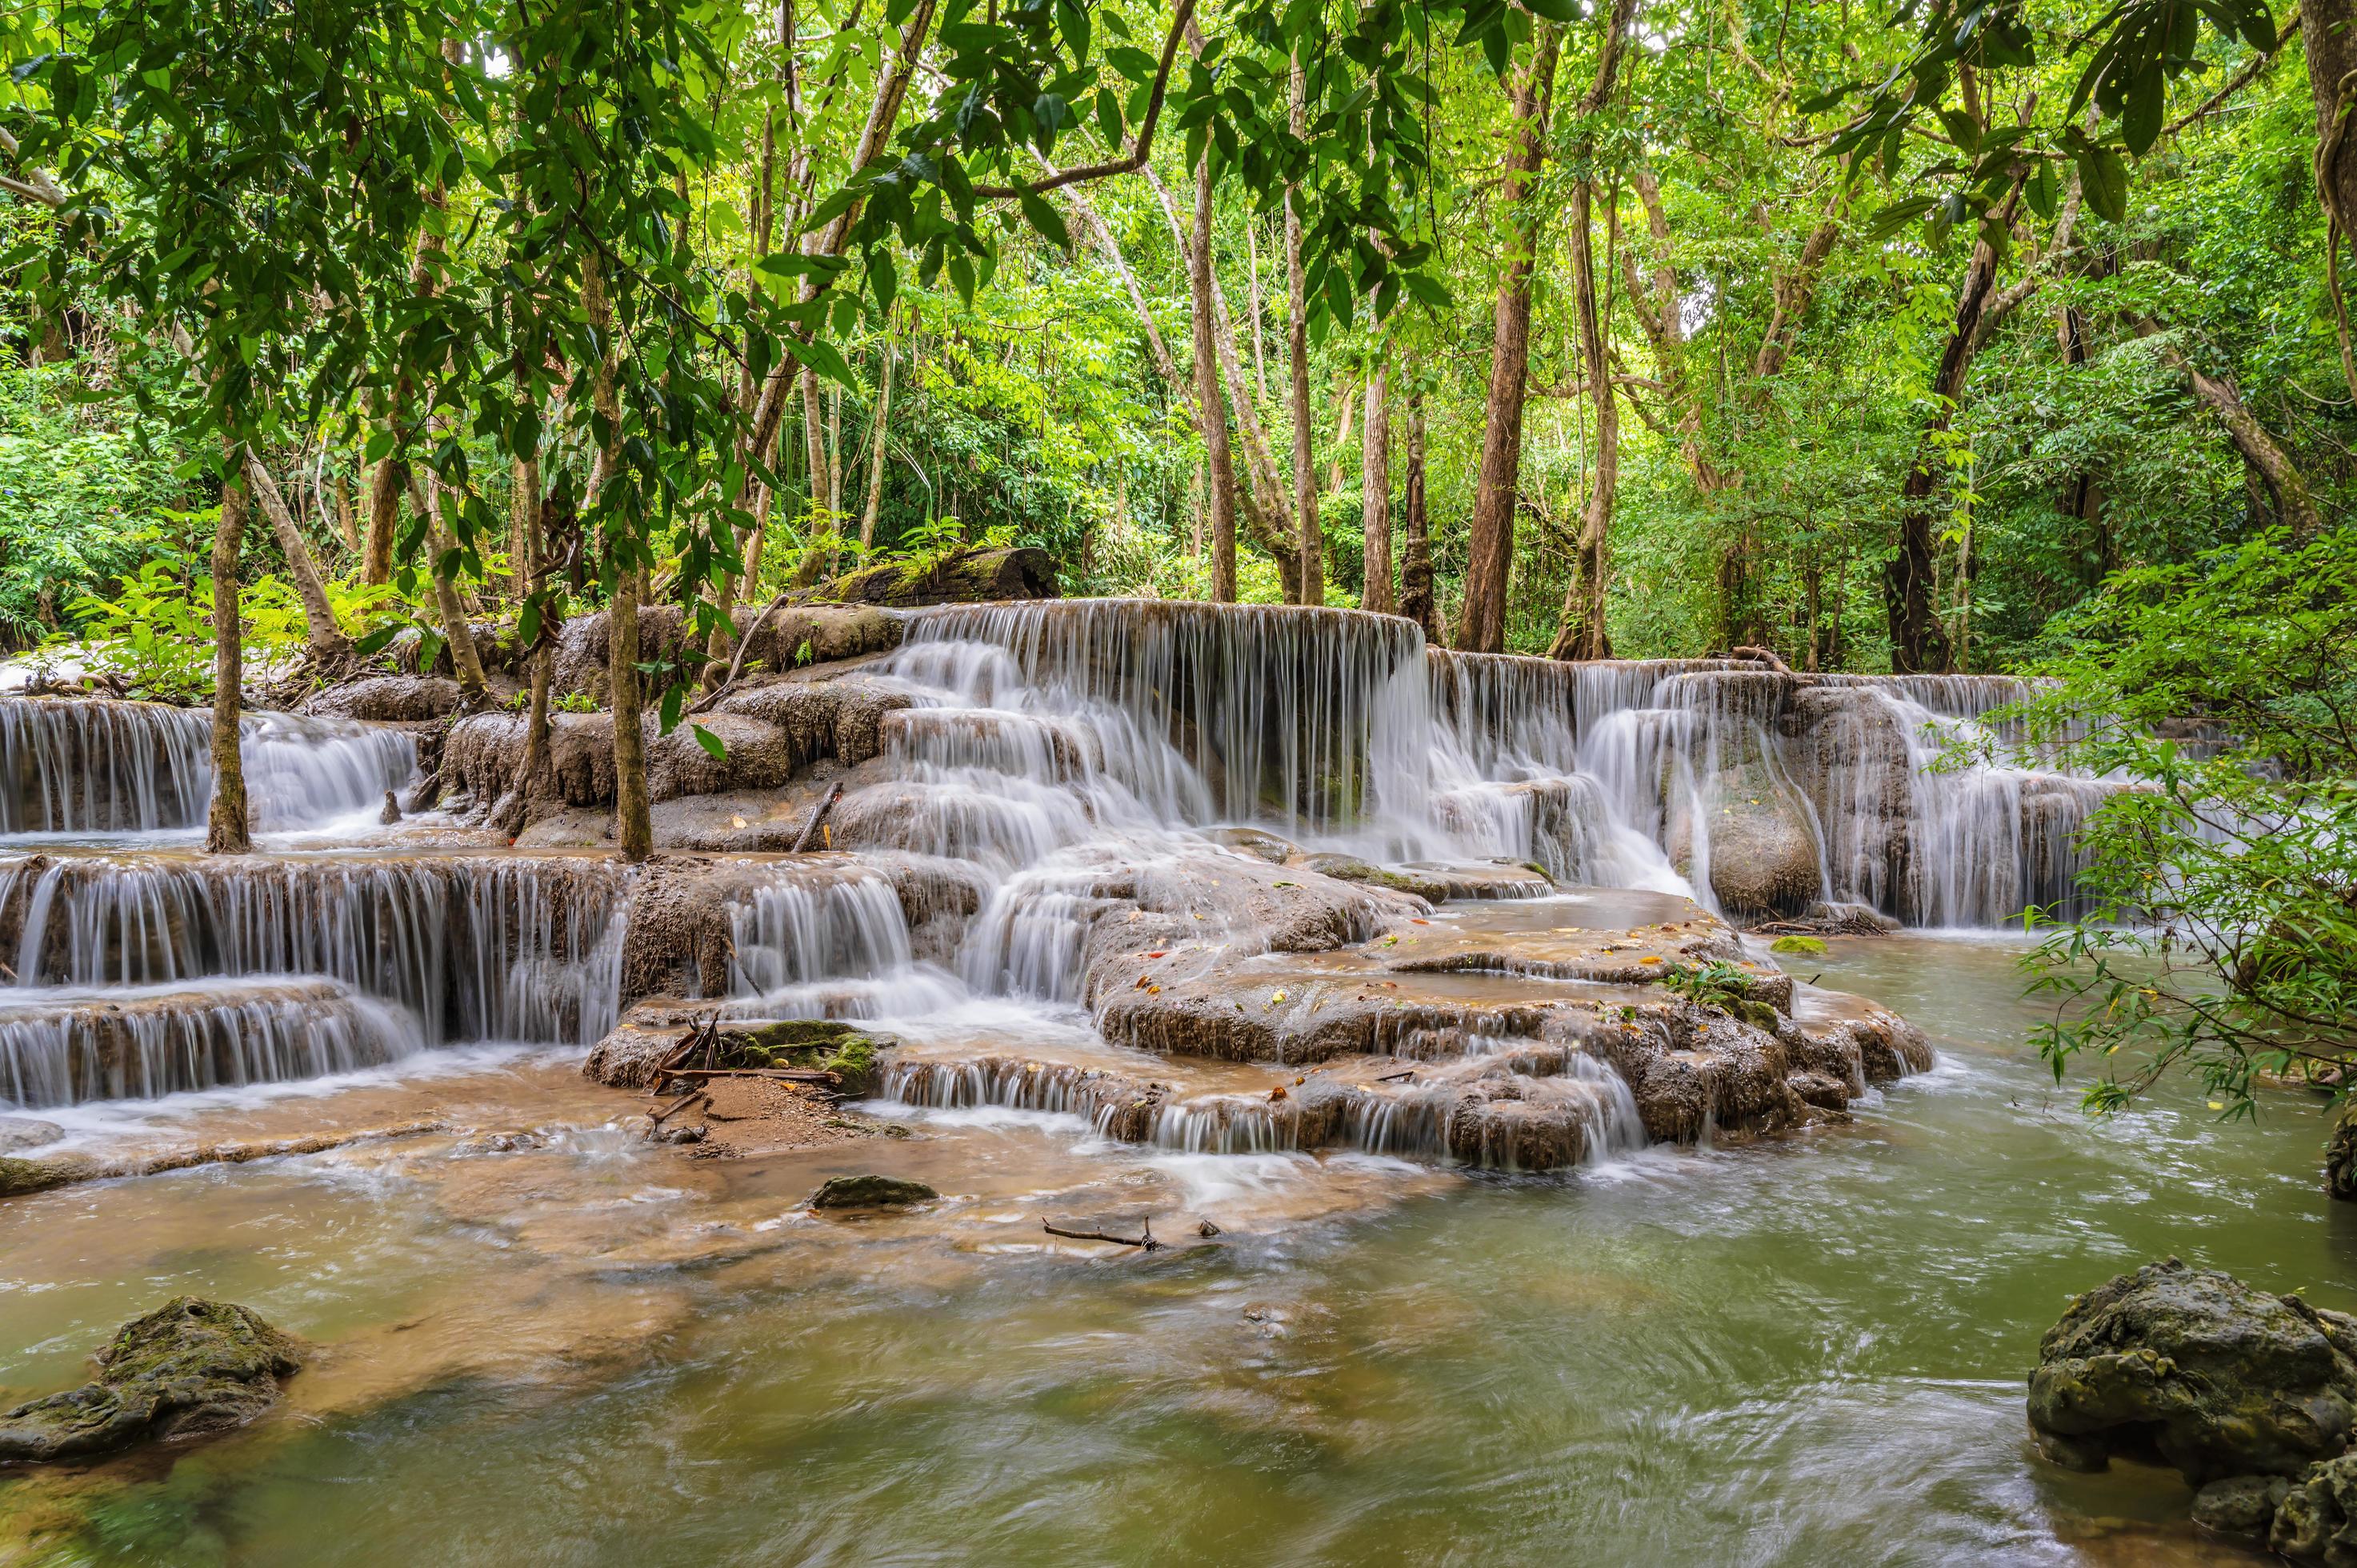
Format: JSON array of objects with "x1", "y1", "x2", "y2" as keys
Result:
[
  {"x1": 0, "y1": 978, "x2": 425, "y2": 1110},
  {"x1": 0, "y1": 853, "x2": 629, "y2": 1045},
  {"x1": 894, "y1": 601, "x2": 2105, "y2": 927},
  {"x1": 0, "y1": 698, "x2": 415, "y2": 834},
  {"x1": 722, "y1": 866, "x2": 966, "y2": 1019}
]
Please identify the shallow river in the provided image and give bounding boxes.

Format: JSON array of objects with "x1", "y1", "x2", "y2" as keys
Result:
[{"x1": 2, "y1": 935, "x2": 2347, "y2": 1566}]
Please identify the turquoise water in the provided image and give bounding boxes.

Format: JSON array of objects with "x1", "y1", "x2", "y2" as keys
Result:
[{"x1": 3, "y1": 936, "x2": 2344, "y2": 1566}]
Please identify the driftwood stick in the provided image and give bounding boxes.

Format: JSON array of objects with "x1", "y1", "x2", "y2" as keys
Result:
[
  {"x1": 689, "y1": 584, "x2": 798, "y2": 714},
  {"x1": 790, "y1": 781, "x2": 846, "y2": 853},
  {"x1": 648, "y1": 1088, "x2": 707, "y2": 1128},
  {"x1": 1042, "y1": 1217, "x2": 1163, "y2": 1251},
  {"x1": 1375, "y1": 1069, "x2": 1416, "y2": 1083},
  {"x1": 665, "y1": 1067, "x2": 841, "y2": 1085}
]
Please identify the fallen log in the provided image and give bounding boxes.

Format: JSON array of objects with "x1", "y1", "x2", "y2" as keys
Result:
[{"x1": 1042, "y1": 1218, "x2": 1163, "y2": 1252}]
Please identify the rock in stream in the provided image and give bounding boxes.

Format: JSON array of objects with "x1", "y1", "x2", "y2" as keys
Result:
[{"x1": 0, "y1": 1297, "x2": 301, "y2": 1464}]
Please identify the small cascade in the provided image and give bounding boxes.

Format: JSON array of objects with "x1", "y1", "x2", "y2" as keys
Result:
[
  {"x1": 898, "y1": 601, "x2": 1429, "y2": 833},
  {"x1": 0, "y1": 854, "x2": 628, "y2": 1045},
  {"x1": 722, "y1": 866, "x2": 965, "y2": 1019},
  {"x1": 0, "y1": 978, "x2": 425, "y2": 1109},
  {"x1": 0, "y1": 698, "x2": 415, "y2": 835}
]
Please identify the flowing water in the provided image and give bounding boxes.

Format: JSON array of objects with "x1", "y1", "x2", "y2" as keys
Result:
[{"x1": 0, "y1": 608, "x2": 2329, "y2": 1565}]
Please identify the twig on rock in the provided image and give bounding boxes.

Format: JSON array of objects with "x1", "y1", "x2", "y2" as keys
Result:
[
  {"x1": 1042, "y1": 1217, "x2": 1163, "y2": 1251},
  {"x1": 790, "y1": 781, "x2": 846, "y2": 853}
]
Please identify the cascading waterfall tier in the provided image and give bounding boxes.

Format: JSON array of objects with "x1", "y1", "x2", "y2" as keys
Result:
[
  {"x1": 0, "y1": 977, "x2": 425, "y2": 1110},
  {"x1": 0, "y1": 698, "x2": 416, "y2": 834},
  {"x1": 890, "y1": 601, "x2": 2109, "y2": 927},
  {"x1": 0, "y1": 852, "x2": 629, "y2": 1046}
]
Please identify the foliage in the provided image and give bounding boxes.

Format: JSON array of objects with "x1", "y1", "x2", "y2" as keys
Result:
[{"x1": 1991, "y1": 526, "x2": 2357, "y2": 1119}]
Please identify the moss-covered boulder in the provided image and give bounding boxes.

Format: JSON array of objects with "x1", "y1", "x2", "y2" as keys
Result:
[
  {"x1": 0, "y1": 1298, "x2": 300, "y2": 1464},
  {"x1": 809, "y1": 546, "x2": 1056, "y2": 608},
  {"x1": 2274, "y1": 1452, "x2": 2357, "y2": 1563},
  {"x1": 808, "y1": 1174, "x2": 937, "y2": 1210},
  {"x1": 2028, "y1": 1258, "x2": 2357, "y2": 1483}
]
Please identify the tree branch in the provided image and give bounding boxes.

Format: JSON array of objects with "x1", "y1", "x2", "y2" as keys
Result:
[{"x1": 971, "y1": 0, "x2": 1197, "y2": 198}]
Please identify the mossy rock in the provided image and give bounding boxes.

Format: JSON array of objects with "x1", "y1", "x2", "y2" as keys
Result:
[
  {"x1": 1770, "y1": 934, "x2": 1828, "y2": 955},
  {"x1": 0, "y1": 1155, "x2": 76, "y2": 1199},
  {"x1": 2029, "y1": 1258, "x2": 2357, "y2": 1485},
  {"x1": 807, "y1": 1174, "x2": 938, "y2": 1210},
  {"x1": 0, "y1": 1298, "x2": 301, "y2": 1463},
  {"x1": 715, "y1": 1019, "x2": 882, "y2": 1094}
]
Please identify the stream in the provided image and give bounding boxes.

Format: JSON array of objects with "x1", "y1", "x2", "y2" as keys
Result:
[
  {"x1": 0, "y1": 604, "x2": 2343, "y2": 1564},
  {"x1": 1, "y1": 936, "x2": 2345, "y2": 1565}
]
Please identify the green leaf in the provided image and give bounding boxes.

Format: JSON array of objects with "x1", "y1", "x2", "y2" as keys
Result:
[
  {"x1": 691, "y1": 722, "x2": 726, "y2": 759},
  {"x1": 2077, "y1": 146, "x2": 2128, "y2": 224},
  {"x1": 1018, "y1": 190, "x2": 1070, "y2": 250}
]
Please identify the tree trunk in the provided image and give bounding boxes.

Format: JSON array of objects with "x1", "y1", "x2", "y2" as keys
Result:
[
  {"x1": 860, "y1": 338, "x2": 894, "y2": 550},
  {"x1": 1550, "y1": 185, "x2": 1621, "y2": 662},
  {"x1": 360, "y1": 384, "x2": 404, "y2": 586},
  {"x1": 1287, "y1": 53, "x2": 1323, "y2": 606},
  {"x1": 208, "y1": 445, "x2": 251, "y2": 855},
  {"x1": 244, "y1": 453, "x2": 351, "y2": 662},
  {"x1": 1455, "y1": 25, "x2": 1565, "y2": 653},
  {"x1": 1360, "y1": 353, "x2": 1394, "y2": 614},
  {"x1": 583, "y1": 254, "x2": 651, "y2": 862},
  {"x1": 2309, "y1": 0, "x2": 2357, "y2": 400},
  {"x1": 515, "y1": 456, "x2": 553, "y2": 817},
  {"x1": 1146, "y1": 164, "x2": 1301, "y2": 598},
  {"x1": 1190, "y1": 157, "x2": 1239, "y2": 602},
  {"x1": 1399, "y1": 387, "x2": 1440, "y2": 641},
  {"x1": 1889, "y1": 187, "x2": 2020, "y2": 673},
  {"x1": 422, "y1": 430, "x2": 490, "y2": 702},
  {"x1": 2139, "y1": 322, "x2": 2323, "y2": 538}
]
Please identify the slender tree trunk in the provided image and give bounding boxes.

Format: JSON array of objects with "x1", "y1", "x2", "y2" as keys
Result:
[
  {"x1": 1190, "y1": 157, "x2": 1239, "y2": 602},
  {"x1": 1455, "y1": 25, "x2": 1565, "y2": 652},
  {"x1": 582, "y1": 254, "x2": 651, "y2": 862},
  {"x1": 515, "y1": 455, "x2": 552, "y2": 813},
  {"x1": 1360, "y1": 353, "x2": 1394, "y2": 614},
  {"x1": 1551, "y1": 188, "x2": 1622, "y2": 661},
  {"x1": 360, "y1": 384, "x2": 404, "y2": 586},
  {"x1": 208, "y1": 443, "x2": 251, "y2": 855},
  {"x1": 422, "y1": 428, "x2": 490, "y2": 702},
  {"x1": 244, "y1": 454, "x2": 351, "y2": 662},
  {"x1": 860, "y1": 338, "x2": 894, "y2": 550},
  {"x1": 1286, "y1": 53, "x2": 1323, "y2": 608},
  {"x1": 1246, "y1": 215, "x2": 1269, "y2": 403},
  {"x1": 1146, "y1": 165, "x2": 1301, "y2": 597},
  {"x1": 1398, "y1": 387, "x2": 1440, "y2": 641}
]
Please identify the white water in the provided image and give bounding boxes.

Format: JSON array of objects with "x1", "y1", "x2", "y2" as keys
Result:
[{"x1": 0, "y1": 606, "x2": 2095, "y2": 1122}]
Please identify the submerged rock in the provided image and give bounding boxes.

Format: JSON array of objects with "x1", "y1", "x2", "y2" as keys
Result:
[
  {"x1": 2193, "y1": 1474, "x2": 2292, "y2": 1540},
  {"x1": 0, "y1": 1297, "x2": 300, "y2": 1464},
  {"x1": 0, "y1": 1118, "x2": 61, "y2": 1154},
  {"x1": 807, "y1": 1174, "x2": 938, "y2": 1209},
  {"x1": 2028, "y1": 1258, "x2": 2357, "y2": 1483},
  {"x1": 2275, "y1": 1453, "x2": 2357, "y2": 1563}
]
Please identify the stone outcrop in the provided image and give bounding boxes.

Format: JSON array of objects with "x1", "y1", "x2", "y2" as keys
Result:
[
  {"x1": 2028, "y1": 1259, "x2": 2357, "y2": 1563},
  {"x1": 0, "y1": 1298, "x2": 300, "y2": 1463},
  {"x1": 300, "y1": 674, "x2": 463, "y2": 723},
  {"x1": 806, "y1": 546, "x2": 1055, "y2": 608},
  {"x1": 2029, "y1": 1258, "x2": 2357, "y2": 1482},
  {"x1": 550, "y1": 602, "x2": 904, "y2": 705}
]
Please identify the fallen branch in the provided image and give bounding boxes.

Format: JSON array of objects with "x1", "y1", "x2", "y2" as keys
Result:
[
  {"x1": 663, "y1": 1067, "x2": 841, "y2": 1085},
  {"x1": 647, "y1": 1087, "x2": 708, "y2": 1128},
  {"x1": 1042, "y1": 1217, "x2": 1163, "y2": 1251},
  {"x1": 1375, "y1": 1069, "x2": 1417, "y2": 1083},
  {"x1": 690, "y1": 583, "x2": 798, "y2": 713},
  {"x1": 1731, "y1": 644, "x2": 1795, "y2": 675},
  {"x1": 790, "y1": 781, "x2": 846, "y2": 853}
]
